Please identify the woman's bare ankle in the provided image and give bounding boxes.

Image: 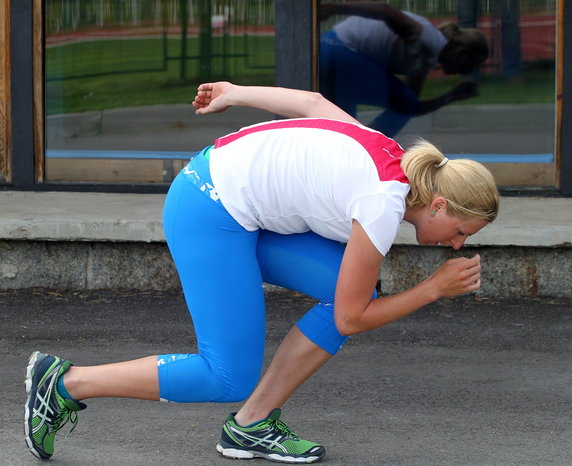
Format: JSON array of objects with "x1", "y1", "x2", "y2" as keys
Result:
[{"x1": 234, "y1": 407, "x2": 273, "y2": 427}]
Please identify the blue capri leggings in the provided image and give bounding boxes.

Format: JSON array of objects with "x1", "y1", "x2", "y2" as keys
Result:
[{"x1": 158, "y1": 149, "x2": 368, "y2": 403}]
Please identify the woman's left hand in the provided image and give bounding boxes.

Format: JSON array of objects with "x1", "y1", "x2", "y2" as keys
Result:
[{"x1": 427, "y1": 254, "x2": 482, "y2": 298}]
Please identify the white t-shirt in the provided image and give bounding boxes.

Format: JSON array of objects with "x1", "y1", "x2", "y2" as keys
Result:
[
  {"x1": 209, "y1": 118, "x2": 410, "y2": 256},
  {"x1": 333, "y1": 12, "x2": 447, "y2": 76}
]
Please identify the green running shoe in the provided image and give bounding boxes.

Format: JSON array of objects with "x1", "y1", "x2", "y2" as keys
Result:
[
  {"x1": 216, "y1": 409, "x2": 325, "y2": 464},
  {"x1": 24, "y1": 351, "x2": 86, "y2": 459}
]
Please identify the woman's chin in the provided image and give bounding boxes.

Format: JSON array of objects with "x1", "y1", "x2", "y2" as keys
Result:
[{"x1": 418, "y1": 239, "x2": 438, "y2": 246}]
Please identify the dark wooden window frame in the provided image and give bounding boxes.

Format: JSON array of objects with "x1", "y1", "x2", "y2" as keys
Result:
[{"x1": 0, "y1": 0, "x2": 10, "y2": 184}]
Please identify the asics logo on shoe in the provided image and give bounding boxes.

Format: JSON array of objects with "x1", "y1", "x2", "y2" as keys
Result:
[
  {"x1": 32, "y1": 370, "x2": 59, "y2": 437},
  {"x1": 228, "y1": 425, "x2": 290, "y2": 453}
]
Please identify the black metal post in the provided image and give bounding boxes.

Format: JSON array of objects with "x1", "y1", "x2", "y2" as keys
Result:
[
  {"x1": 198, "y1": 0, "x2": 212, "y2": 81},
  {"x1": 275, "y1": 0, "x2": 313, "y2": 90},
  {"x1": 179, "y1": 0, "x2": 188, "y2": 80},
  {"x1": 560, "y1": 0, "x2": 572, "y2": 194},
  {"x1": 10, "y1": 0, "x2": 35, "y2": 188}
]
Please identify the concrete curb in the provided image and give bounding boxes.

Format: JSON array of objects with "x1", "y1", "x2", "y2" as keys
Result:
[
  {"x1": 1, "y1": 191, "x2": 571, "y2": 296},
  {"x1": 0, "y1": 240, "x2": 570, "y2": 297}
]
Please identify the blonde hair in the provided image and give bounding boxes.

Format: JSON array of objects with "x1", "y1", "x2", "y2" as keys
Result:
[{"x1": 401, "y1": 140, "x2": 499, "y2": 222}]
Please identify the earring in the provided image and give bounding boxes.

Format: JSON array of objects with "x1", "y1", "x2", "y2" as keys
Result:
[{"x1": 431, "y1": 210, "x2": 436, "y2": 216}]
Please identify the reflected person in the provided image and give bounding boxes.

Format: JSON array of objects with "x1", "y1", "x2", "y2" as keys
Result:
[
  {"x1": 320, "y1": 1, "x2": 489, "y2": 137},
  {"x1": 458, "y1": 0, "x2": 522, "y2": 81}
]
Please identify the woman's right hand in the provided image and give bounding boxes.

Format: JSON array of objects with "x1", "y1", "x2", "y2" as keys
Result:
[
  {"x1": 192, "y1": 81, "x2": 235, "y2": 115},
  {"x1": 427, "y1": 254, "x2": 482, "y2": 298}
]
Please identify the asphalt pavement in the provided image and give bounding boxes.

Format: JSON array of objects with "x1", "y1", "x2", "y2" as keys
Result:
[{"x1": 1, "y1": 288, "x2": 571, "y2": 465}]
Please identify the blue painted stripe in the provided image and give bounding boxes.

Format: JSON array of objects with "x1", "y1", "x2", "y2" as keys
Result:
[
  {"x1": 46, "y1": 150, "x2": 554, "y2": 164},
  {"x1": 46, "y1": 149, "x2": 197, "y2": 160},
  {"x1": 446, "y1": 153, "x2": 554, "y2": 164}
]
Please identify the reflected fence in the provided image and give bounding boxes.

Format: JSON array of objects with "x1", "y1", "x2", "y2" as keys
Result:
[
  {"x1": 46, "y1": 0, "x2": 275, "y2": 33},
  {"x1": 46, "y1": 0, "x2": 275, "y2": 82},
  {"x1": 343, "y1": 0, "x2": 556, "y2": 16}
]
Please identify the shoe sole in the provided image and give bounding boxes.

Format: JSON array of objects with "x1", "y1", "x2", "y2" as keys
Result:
[
  {"x1": 216, "y1": 443, "x2": 323, "y2": 464},
  {"x1": 24, "y1": 351, "x2": 49, "y2": 460}
]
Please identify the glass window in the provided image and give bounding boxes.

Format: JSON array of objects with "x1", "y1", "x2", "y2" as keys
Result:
[
  {"x1": 318, "y1": 0, "x2": 557, "y2": 188},
  {"x1": 44, "y1": 0, "x2": 275, "y2": 184},
  {"x1": 0, "y1": 0, "x2": 9, "y2": 184}
]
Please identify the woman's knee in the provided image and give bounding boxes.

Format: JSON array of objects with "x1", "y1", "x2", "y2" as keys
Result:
[
  {"x1": 157, "y1": 353, "x2": 261, "y2": 403},
  {"x1": 216, "y1": 367, "x2": 261, "y2": 402}
]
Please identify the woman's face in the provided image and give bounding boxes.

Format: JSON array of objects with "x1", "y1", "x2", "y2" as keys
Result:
[
  {"x1": 439, "y1": 45, "x2": 478, "y2": 75},
  {"x1": 413, "y1": 198, "x2": 489, "y2": 249}
]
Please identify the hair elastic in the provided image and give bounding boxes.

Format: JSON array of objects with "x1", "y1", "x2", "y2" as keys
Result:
[{"x1": 436, "y1": 157, "x2": 449, "y2": 168}]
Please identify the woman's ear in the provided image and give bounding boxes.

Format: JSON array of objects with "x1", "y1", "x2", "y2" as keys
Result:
[{"x1": 430, "y1": 196, "x2": 448, "y2": 214}]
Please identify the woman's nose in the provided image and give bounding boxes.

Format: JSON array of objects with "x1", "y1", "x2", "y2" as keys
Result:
[{"x1": 451, "y1": 236, "x2": 466, "y2": 250}]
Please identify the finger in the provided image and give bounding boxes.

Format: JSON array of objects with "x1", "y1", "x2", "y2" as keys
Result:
[
  {"x1": 463, "y1": 264, "x2": 481, "y2": 280},
  {"x1": 197, "y1": 83, "x2": 214, "y2": 92},
  {"x1": 193, "y1": 94, "x2": 212, "y2": 106},
  {"x1": 463, "y1": 258, "x2": 481, "y2": 273},
  {"x1": 192, "y1": 101, "x2": 210, "y2": 110},
  {"x1": 467, "y1": 261, "x2": 482, "y2": 271},
  {"x1": 467, "y1": 278, "x2": 481, "y2": 292},
  {"x1": 195, "y1": 90, "x2": 212, "y2": 100},
  {"x1": 469, "y1": 254, "x2": 481, "y2": 264},
  {"x1": 447, "y1": 257, "x2": 467, "y2": 265},
  {"x1": 464, "y1": 271, "x2": 480, "y2": 286},
  {"x1": 460, "y1": 267, "x2": 480, "y2": 285},
  {"x1": 456, "y1": 276, "x2": 480, "y2": 295}
]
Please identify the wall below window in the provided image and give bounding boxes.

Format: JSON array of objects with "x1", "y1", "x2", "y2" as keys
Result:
[{"x1": 0, "y1": 240, "x2": 570, "y2": 297}]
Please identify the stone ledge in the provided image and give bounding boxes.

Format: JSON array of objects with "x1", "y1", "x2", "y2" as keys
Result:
[
  {"x1": 0, "y1": 191, "x2": 166, "y2": 243},
  {"x1": 0, "y1": 240, "x2": 570, "y2": 297},
  {"x1": 0, "y1": 191, "x2": 570, "y2": 248}
]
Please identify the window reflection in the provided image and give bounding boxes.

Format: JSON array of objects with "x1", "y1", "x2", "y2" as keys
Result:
[
  {"x1": 319, "y1": 1, "x2": 557, "y2": 187},
  {"x1": 45, "y1": 0, "x2": 275, "y2": 184}
]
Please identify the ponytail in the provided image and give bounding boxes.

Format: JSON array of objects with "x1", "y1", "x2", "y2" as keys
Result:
[{"x1": 401, "y1": 140, "x2": 499, "y2": 222}]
